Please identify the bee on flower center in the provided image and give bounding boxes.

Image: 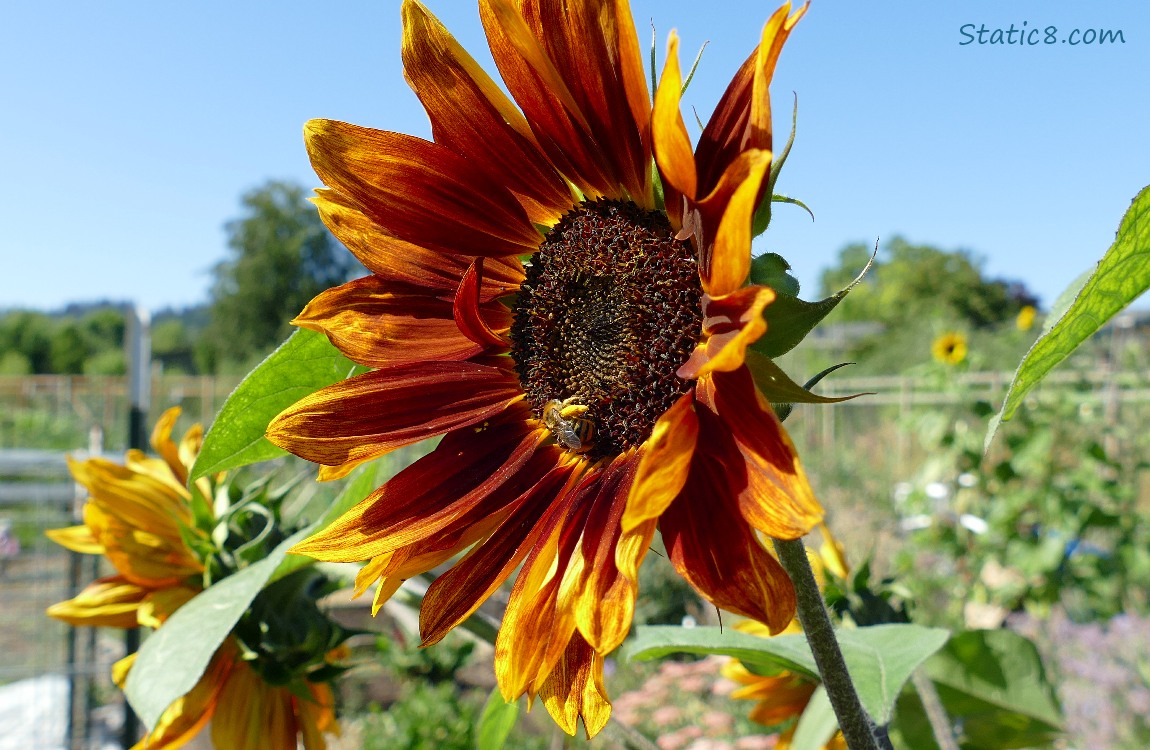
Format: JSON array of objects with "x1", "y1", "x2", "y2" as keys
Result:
[{"x1": 542, "y1": 398, "x2": 594, "y2": 454}]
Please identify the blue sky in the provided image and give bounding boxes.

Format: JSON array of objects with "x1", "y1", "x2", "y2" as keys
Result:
[{"x1": 1, "y1": 1, "x2": 1146, "y2": 314}]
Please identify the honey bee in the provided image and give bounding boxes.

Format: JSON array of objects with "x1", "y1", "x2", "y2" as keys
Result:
[{"x1": 542, "y1": 397, "x2": 594, "y2": 453}]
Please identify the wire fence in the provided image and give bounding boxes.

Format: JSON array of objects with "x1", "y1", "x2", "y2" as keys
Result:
[{"x1": 1, "y1": 368, "x2": 1148, "y2": 748}]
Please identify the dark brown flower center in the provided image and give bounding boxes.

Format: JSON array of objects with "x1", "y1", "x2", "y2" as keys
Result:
[{"x1": 509, "y1": 198, "x2": 703, "y2": 459}]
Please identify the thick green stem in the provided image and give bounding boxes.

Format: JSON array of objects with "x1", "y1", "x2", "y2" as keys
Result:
[{"x1": 773, "y1": 537, "x2": 892, "y2": 750}]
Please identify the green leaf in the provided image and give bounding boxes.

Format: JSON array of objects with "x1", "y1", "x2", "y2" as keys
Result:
[
  {"x1": 627, "y1": 624, "x2": 949, "y2": 724},
  {"x1": 773, "y1": 362, "x2": 856, "y2": 422},
  {"x1": 790, "y1": 686, "x2": 838, "y2": 750},
  {"x1": 988, "y1": 184, "x2": 1150, "y2": 448},
  {"x1": 123, "y1": 527, "x2": 312, "y2": 728},
  {"x1": 625, "y1": 625, "x2": 816, "y2": 678},
  {"x1": 750, "y1": 253, "x2": 801, "y2": 297},
  {"x1": 752, "y1": 245, "x2": 876, "y2": 358},
  {"x1": 476, "y1": 689, "x2": 519, "y2": 750},
  {"x1": 747, "y1": 352, "x2": 864, "y2": 407},
  {"x1": 191, "y1": 328, "x2": 356, "y2": 480},
  {"x1": 892, "y1": 629, "x2": 1062, "y2": 750}
]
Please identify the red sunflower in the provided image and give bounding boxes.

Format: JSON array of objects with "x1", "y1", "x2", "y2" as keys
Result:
[{"x1": 268, "y1": 0, "x2": 821, "y2": 736}]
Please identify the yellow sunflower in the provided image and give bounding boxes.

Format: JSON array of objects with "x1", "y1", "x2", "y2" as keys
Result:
[
  {"x1": 46, "y1": 407, "x2": 207, "y2": 627},
  {"x1": 112, "y1": 639, "x2": 339, "y2": 750},
  {"x1": 268, "y1": 0, "x2": 822, "y2": 736},
  {"x1": 931, "y1": 332, "x2": 967, "y2": 365},
  {"x1": 1016, "y1": 304, "x2": 1037, "y2": 332}
]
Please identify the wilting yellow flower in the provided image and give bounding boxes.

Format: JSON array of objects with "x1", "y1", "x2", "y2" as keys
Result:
[
  {"x1": 1016, "y1": 305, "x2": 1037, "y2": 331},
  {"x1": 113, "y1": 640, "x2": 338, "y2": 750},
  {"x1": 46, "y1": 407, "x2": 207, "y2": 627},
  {"x1": 724, "y1": 524, "x2": 848, "y2": 749},
  {"x1": 931, "y1": 332, "x2": 967, "y2": 365},
  {"x1": 268, "y1": 0, "x2": 822, "y2": 736}
]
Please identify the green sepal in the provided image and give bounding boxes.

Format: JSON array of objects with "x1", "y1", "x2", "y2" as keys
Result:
[
  {"x1": 751, "y1": 243, "x2": 876, "y2": 358},
  {"x1": 772, "y1": 362, "x2": 855, "y2": 422},
  {"x1": 746, "y1": 352, "x2": 866, "y2": 409},
  {"x1": 750, "y1": 252, "x2": 801, "y2": 297},
  {"x1": 752, "y1": 94, "x2": 800, "y2": 236}
]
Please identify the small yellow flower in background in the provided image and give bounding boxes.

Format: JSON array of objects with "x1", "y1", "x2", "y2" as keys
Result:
[
  {"x1": 46, "y1": 407, "x2": 208, "y2": 627},
  {"x1": 931, "y1": 332, "x2": 967, "y2": 365},
  {"x1": 266, "y1": 0, "x2": 824, "y2": 737},
  {"x1": 1016, "y1": 304, "x2": 1037, "y2": 331}
]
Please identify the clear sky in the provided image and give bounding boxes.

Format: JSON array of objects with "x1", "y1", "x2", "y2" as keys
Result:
[{"x1": 1, "y1": 1, "x2": 1146, "y2": 314}]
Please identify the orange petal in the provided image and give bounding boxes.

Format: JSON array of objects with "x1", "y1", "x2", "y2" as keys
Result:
[
  {"x1": 289, "y1": 405, "x2": 544, "y2": 563},
  {"x1": 133, "y1": 646, "x2": 235, "y2": 750},
  {"x1": 651, "y1": 31, "x2": 697, "y2": 202},
  {"x1": 293, "y1": 276, "x2": 493, "y2": 368},
  {"x1": 401, "y1": 0, "x2": 573, "y2": 224},
  {"x1": 149, "y1": 407, "x2": 187, "y2": 485},
  {"x1": 696, "y1": 3, "x2": 807, "y2": 195},
  {"x1": 519, "y1": 0, "x2": 651, "y2": 203},
  {"x1": 573, "y1": 452, "x2": 652, "y2": 654},
  {"x1": 45, "y1": 523, "x2": 103, "y2": 554},
  {"x1": 677, "y1": 285, "x2": 776, "y2": 380},
  {"x1": 305, "y1": 119, "x2": 541, "y2": 257},
  {"x1": 266, "y1": 360, "x2": 523, "y2": 469},
  {"x1": 312, "y1": 189, "x2": 524, "y2": 298},
  {"x1": 479, "y1": 0, "x2": 616, "y2": 199},
  {"x1": 696, "y1": 148, "x2": 772, "y2": 296},
  {"x1": 419, "y1": 455, "x2": 576, "y2": 645},
  {"x1": 539, "y1": 633, "x2": 612, "y2": 738},
  {"x1": 660, "y1": 419, "x2": 796, "y2": 633},
  {"x1": 622, "y1": 391, "x2": 698, "y2": 531},
  {"x1": 702, "y1": 368, "x2": 823, "y2": 539},
  {"x1": 495, "y1": 466, "x2": 593, "y2": 700},
  {"x1": 46, "y1": 575, "x2": 149, "y2": 628},
  {"x1": 453, "y1": 259, "x2": 511, "y2": 348},
  {"x1": 210, "y1": 663, "x2": 295, "y2": 750}
]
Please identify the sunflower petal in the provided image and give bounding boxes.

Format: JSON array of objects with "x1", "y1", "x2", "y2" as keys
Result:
[
  {"x1": 696, "y1": 3, "x2": 807, "y2": 195},
  {"x1": 651, "y1": 31, "x2": 697, "y2": 203},
  {"x1": 453, "y1": 259, "x2": 511, "y2": 348},
  {"x1": 678, "y1": 285, "x2": 776, "y2": 380},
  {"x1": 266, "y1": 361, "x2": 522, "y2": 469},
  {"x1": 46, "y1": 575, "x2": 149, "y2": 628},
  {"x1": 420, "y1": 456, "x2": 576, "y2": 646},
  {"x1": 288, "y1": 406, "x2": 543, "y2": 562},
  {"x1": 622, "y1": 391, "x2": 697, "y2": 531},
  {"x1": 312, "y1": 189, "x2": 524, "y2": 297},
  {"x1": 520, "y1": 0, "x2": 650, "y2": 202},
  {"x1": 479, "y1": 0, "x2": 617, "y2": 198},
  {"x1": 149, "y1": 407, "x2": 187, "y2": 485},
  {"x1": 293, "y1": 276, "x2": 488, "y2": 368},
  {"x1": 574, "y1": 452, "x2": 652, "y2": 654},
  {"x1": 696, "y1": 148, "x2": 772, "y2": 296},
  {"x1": 539, "y1": 633, "x2": 612, "y2": 738},
  {"x1": 305, "y1": 119, "x2": 541, "y2": 257},
  {"x1": 660, "y1": 417, "x2": 796, "y2": 633},
  {"x1": 401, "y1": 0, "x2": 573, "y2": 224},
  {"x1": 703, "y1": 368, "x2": 823, "y2": 539},
  {"x1": 45, "y1": 524, "x2": 103, "y2": 554}
]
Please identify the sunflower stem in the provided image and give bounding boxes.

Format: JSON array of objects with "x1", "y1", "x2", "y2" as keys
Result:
[
  {"x1": 772, "y1": 537, "x2": 892, "y2": 750},
  {"x1": 911, "y1": 668, "x2": 960, "y2": 750}
]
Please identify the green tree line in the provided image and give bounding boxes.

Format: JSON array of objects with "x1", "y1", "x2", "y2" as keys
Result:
[{"x1": 0, "y1": 180, "x2": 358, "y2": 376}]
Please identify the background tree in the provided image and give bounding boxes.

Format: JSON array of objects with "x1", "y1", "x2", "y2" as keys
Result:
[
  {"x1": 784, "y1": 237, "x2": 1042, "y2": 375},
  {"x1": 202, "y1": 180, "x2": 361, "y2": 372}
]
